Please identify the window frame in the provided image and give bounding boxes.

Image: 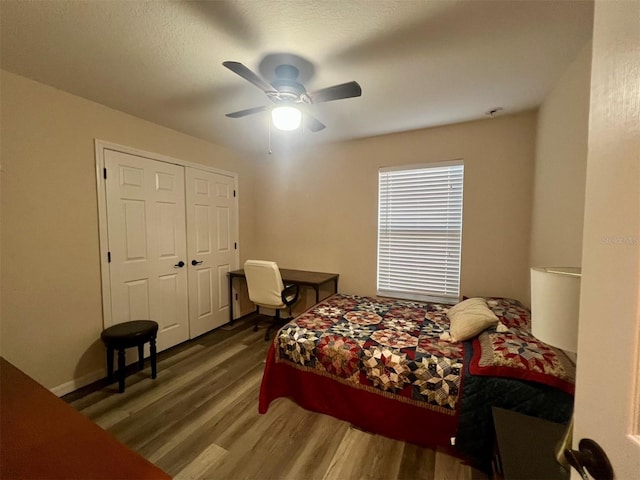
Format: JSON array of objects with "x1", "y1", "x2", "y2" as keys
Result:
[{"x1": 377, "y1": 159, "x2": 464, "y2": 304}]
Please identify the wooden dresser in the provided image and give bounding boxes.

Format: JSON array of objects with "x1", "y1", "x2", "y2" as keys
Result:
[{"x1": 0, "y1": 357, "x2": 170, "y2": 479}]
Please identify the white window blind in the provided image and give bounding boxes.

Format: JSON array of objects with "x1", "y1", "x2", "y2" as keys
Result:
[{"x1": 377, "y1": 161, "x2": 464, "y2": 304}]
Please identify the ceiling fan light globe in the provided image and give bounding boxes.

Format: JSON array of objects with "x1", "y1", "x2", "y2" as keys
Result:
[{"x1": 272, "y1": 106, "x2": 302, "y2": 131}]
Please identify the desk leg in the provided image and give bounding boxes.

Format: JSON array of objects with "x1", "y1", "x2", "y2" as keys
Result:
[{"x1": 228, "y1": 276, "x2": 234, "y2": 324}]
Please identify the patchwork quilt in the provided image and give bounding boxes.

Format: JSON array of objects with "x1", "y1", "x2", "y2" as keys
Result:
[
  {"x1": 274, "y1": 294, "x2": 464, "y2": 415},
  {"x1": 471, "y1": 298, "x2": 576, "y2": 394},
  {"x1": 271, "y1": 294, "x2": 575, "y2": 413}
]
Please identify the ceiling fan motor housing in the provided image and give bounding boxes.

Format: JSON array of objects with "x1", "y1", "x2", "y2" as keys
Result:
[{"x1": 270, "y1": 65, "x2": 307, "y2": 103}]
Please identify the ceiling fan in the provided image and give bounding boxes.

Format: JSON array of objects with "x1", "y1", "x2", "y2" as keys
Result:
[{"x1": 223, "y1": 61, "x2": 362, "y2": 132}]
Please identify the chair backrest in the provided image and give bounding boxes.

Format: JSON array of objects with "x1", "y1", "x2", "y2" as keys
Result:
[{"x1": 244, "y1": 260, "x2": 286, "y2": 308}]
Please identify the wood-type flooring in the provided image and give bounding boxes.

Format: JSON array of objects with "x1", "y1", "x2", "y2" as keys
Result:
[{"x1": 68, "y1": 316, "x2": 487, "y2": 480}]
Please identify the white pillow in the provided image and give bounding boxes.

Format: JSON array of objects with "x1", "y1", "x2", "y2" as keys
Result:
[{"x1": 444, "y1": 298, "x2": 499, "y2": 342}]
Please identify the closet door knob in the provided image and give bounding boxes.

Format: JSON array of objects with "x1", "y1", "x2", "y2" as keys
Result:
[
  {"x1": 191, "y1": 260, "x2": 204, "y2": 266},
  {"x1": 174, "y1": 261, "x2": 185, "y2": 268}
]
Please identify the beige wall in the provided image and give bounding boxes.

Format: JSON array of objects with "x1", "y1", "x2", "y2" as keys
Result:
[
  {"x1": 250, "y1": 112, "x2": 537, "y2": 306},
  {"x1": 0, "y1": 70, "x2": 257, "y2": 389},
  {"x1": 0, "y1": 69, "x2": 561, "y2": 391},
  {"x1": 530, "y1": 43, "x2": 592, "y2": 268}
]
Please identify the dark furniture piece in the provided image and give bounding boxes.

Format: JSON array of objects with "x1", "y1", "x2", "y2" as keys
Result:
[
  {"x1": 492, "y1": 407, "x2": 569, "y2": 480},
  {"x1": 0, "y1": 357, "x2": 170, "y2": 480},
  {"x1": 100, "y1": 320, "x2": 158, "y2": 393},
  {"x1": 228, "y1": 267, "x2": 339, "y2": 323}
]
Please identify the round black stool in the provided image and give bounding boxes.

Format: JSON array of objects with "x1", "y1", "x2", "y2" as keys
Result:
[{"x1": 100, "y1": 320, "x2": 159, "y2": 393}]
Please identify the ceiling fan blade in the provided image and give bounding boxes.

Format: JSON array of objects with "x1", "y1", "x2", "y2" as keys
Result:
[
  {"x1": 225, "y1": 105, "x2": 270, "y2": 118},
  {"x1": 222, "y1": 61, "x2": 278, "y2": 94},
  {"x1": 307, "y1": 81, "x2": 362, "y2": 103},
  {"x1": 303, "y1": 112, "x2": 326, "y2": 132}
]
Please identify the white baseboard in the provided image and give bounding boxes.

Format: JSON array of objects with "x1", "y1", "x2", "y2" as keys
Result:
[{"x1": 50, "y1": 368, "x2": 105, "y2": 397}]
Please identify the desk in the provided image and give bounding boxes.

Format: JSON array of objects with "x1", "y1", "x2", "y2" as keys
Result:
[{"x1": 227, "y1": 268, "x2": 339, "y2": 323}]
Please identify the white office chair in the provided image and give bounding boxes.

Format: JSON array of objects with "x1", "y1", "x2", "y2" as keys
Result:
[{"x1": 244, "y1": 260, "x2": 300, "y2": 340}]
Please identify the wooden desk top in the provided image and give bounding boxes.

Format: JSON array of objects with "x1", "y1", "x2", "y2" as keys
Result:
[
  {"x1": 229, "y1": 268, "x2": 339, "y2": 287},
  {"x1": 0, "y1": 358, "x2": 170, "y2": 480}
]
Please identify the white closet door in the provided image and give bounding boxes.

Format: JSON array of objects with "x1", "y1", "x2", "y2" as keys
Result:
[
  {"x1": 186, "y1": 168, "x2": 236, "y2": 337},
  {"x1": 105, "y1": 150, "x2": 189, "y2": 352}
]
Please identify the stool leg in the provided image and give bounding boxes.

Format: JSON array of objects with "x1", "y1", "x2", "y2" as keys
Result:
[
  {"x1": 117, "y1": 349, "x2": 126, "y2": 393},
  {"x1": 150, "y1": 336, "x2": 157, "y2": 379},
  {"x1": 106, "y1": 347, "x2": 114, "y2": 382},
  {"x1": 137, "y1": 344, "x2": 144, "y2": 371}
]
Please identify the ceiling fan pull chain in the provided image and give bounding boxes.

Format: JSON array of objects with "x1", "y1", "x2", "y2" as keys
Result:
[{"x1": 268, "y1": 116, "x2": 272, "y2": 155}]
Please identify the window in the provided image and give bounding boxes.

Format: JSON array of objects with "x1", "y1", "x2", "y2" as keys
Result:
[{"x1": 377, "y1": 161, "x2": 464, "y2": 304}]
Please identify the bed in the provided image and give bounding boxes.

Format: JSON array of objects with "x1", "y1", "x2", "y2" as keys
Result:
[{"x1": 258, "y1": 293, "x2": 575, "y2": 469}]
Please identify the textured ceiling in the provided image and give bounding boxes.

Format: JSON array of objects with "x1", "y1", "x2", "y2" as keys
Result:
[{"x1": 1, "y1": 0, "x2": 594, "y2": 154}]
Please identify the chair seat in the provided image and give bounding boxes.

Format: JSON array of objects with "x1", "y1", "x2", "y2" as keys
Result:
[
  {"x1": 244, "y1": 260, "x2": 300, "y2": 341},
  {"x1": 101, "y1": 320, "x2": 158, "y2": 348}
]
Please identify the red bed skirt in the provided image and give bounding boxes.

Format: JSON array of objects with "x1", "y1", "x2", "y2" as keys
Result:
[{"x1": 259, "y1": 343, "x2": 459, "y2": 452}]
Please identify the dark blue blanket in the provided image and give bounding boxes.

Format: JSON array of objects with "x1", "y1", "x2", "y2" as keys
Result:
[{"x1": 454, "y1": 340, "x2": 573, "y2": 472}]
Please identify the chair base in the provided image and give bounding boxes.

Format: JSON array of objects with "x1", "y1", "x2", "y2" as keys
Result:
[{"x1": 254, "y1": 307, "x2": 293, "y2": 341}]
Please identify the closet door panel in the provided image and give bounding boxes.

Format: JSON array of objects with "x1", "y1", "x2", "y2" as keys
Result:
[
  {"x1": 186, "y1": 168, "x2": 236, "y2": 337},
  {"x1": 105, "y1": 150, "x2": 189, "y2": 352}
]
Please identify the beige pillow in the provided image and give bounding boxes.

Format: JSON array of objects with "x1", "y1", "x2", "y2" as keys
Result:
[{"x1": 444, "y1": 298, "x2": 499, "y2": 342}]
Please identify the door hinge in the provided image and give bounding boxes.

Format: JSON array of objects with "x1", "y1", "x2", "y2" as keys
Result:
[
  {"x1": 235, "y1": 293, "x2": 238, "y2": 300},
  {"x1": 107, "y1": 251, "x2": 111, "y2": 263},
  {"x1": 234, "y1": 242, "x2": 237, "y2": 250},
  {"x1": 233, "y1": 190, "x2": 236, "y2": 197},
  {"x1": 103, "y1": 168, "x2": 107, "y2": 179}
]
